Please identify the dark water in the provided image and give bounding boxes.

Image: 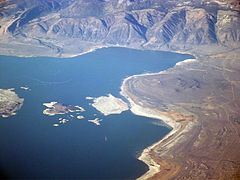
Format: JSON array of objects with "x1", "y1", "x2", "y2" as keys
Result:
[{"x1": 0, "y1": 47, "x2": 194, "y2": 179}]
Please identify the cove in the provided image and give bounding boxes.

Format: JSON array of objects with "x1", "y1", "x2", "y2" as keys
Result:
[{"x1": 0, "y1": 47, "x2": 194, "y2": 179}]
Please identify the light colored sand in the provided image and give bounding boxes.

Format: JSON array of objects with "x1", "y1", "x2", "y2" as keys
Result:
[
  {"x1": 175, "y1": 59, "x2": 197, "y2": 66},
  {"x1": 118, "y1": 57, "x2": 198, "y2": 85},
  {"x1": 91, "y1": 94, "x2": 129, "y2": 116},
  {"x1": 60, "y1": 45, "x2": 109, "y2": 58}
]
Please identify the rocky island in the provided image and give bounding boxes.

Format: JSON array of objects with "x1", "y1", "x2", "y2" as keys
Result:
[{"x1": 43, "y1": 102, "x2": 85, "y2": 116}]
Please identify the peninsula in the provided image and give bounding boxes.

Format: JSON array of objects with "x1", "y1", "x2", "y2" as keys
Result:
[{"x1": 121, "y1": 47, "x2": 240, "y2": 179}]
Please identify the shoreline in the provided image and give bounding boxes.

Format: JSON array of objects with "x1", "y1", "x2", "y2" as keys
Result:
[
  {"x1": 0, "y1": 43, "x2": 193, "y2": 59},
  {"x1": 120, "y1": 54, "x2": 197, "y2": 179},
  {"x1": 120, "y1": 78, "x2": 181, "y2": 180}
]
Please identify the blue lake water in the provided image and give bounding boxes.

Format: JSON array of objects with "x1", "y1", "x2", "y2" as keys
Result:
[{"x1": 0, "y1": 47, "x2": 194, "y2": 179}]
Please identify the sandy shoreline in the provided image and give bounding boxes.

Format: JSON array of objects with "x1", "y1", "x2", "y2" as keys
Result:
[
  {"x1": 120, "y1": 56, "x2": 197, "y2": 179},
  {"x1": 120, "y1": 80, "x2": 181, "y2": 179},
  {"x1": 60, "y1": 45, "x2": 109, "y2": 58},
  {"x1": 0, "y1": 43, "x2": 192, "y2": 59}
]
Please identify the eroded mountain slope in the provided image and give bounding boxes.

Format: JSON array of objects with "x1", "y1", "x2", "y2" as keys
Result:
[{"x1": 0, "y1": 0, "x2": 239, "y2": 56}]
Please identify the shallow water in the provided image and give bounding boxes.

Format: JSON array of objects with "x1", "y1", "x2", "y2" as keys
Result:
[{"x1": 0, "y1": 47, "x2": 194, "y2": 179}]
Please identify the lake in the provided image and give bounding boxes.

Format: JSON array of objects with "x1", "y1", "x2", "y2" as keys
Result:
[{"x1": 0, "y1": 47, "x2": 193, "y2": 179}]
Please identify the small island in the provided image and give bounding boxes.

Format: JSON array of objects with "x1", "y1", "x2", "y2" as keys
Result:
[
  {"x1": 77, "y1": 115, "x2": 84, "y2": 119},
  {"x1": 20, "y1": 86, "x2": 31, "y2": 91},
  {"x1": 86, "y1": 96, "x2": 94, "y2": 100},
  {"x1": 88, "y1": 118, "x2": 102, "y2": 126},
  {"x1": 43, "y1": 102, "x2": 85, "y2": 116},
  {"x1": 91, "y1": 94, "x2": 129, "y2": 116},
  {"x1": 0, "y1": 89, "x2": 24, "y2": 118}
]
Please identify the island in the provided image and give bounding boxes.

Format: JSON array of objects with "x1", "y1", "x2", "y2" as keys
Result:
[
  {"x1": 59, "y1": 118, "x2": 68, "y2": 124},
  {"x1": 20, "y1": 86, "x2": 30, "y2": 91},
  {"x1": 77, "y1": 115, "x2": 84, "y2": 119},
  {"x1": 91, "y1": 94, "x2": 129, "y2": 116},
  {"x1": 43, "y1": 102, "x2": 85, "y2": 116},
  {"x1": 0, "y1": 89, "x2": 24, "y2": 118},
  {"x1": 88, "y1": 118, "x2": 102, "y2": 126}
]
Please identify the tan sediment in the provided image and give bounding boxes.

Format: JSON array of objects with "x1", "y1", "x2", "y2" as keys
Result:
[{"x1": 175, "y1": 59, "x2": 197, "y2": 66}]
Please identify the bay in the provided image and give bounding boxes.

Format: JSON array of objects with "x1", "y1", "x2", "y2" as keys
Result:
[{"x1": 0, "y1": 47, "x2": 194, "y2": 179}]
